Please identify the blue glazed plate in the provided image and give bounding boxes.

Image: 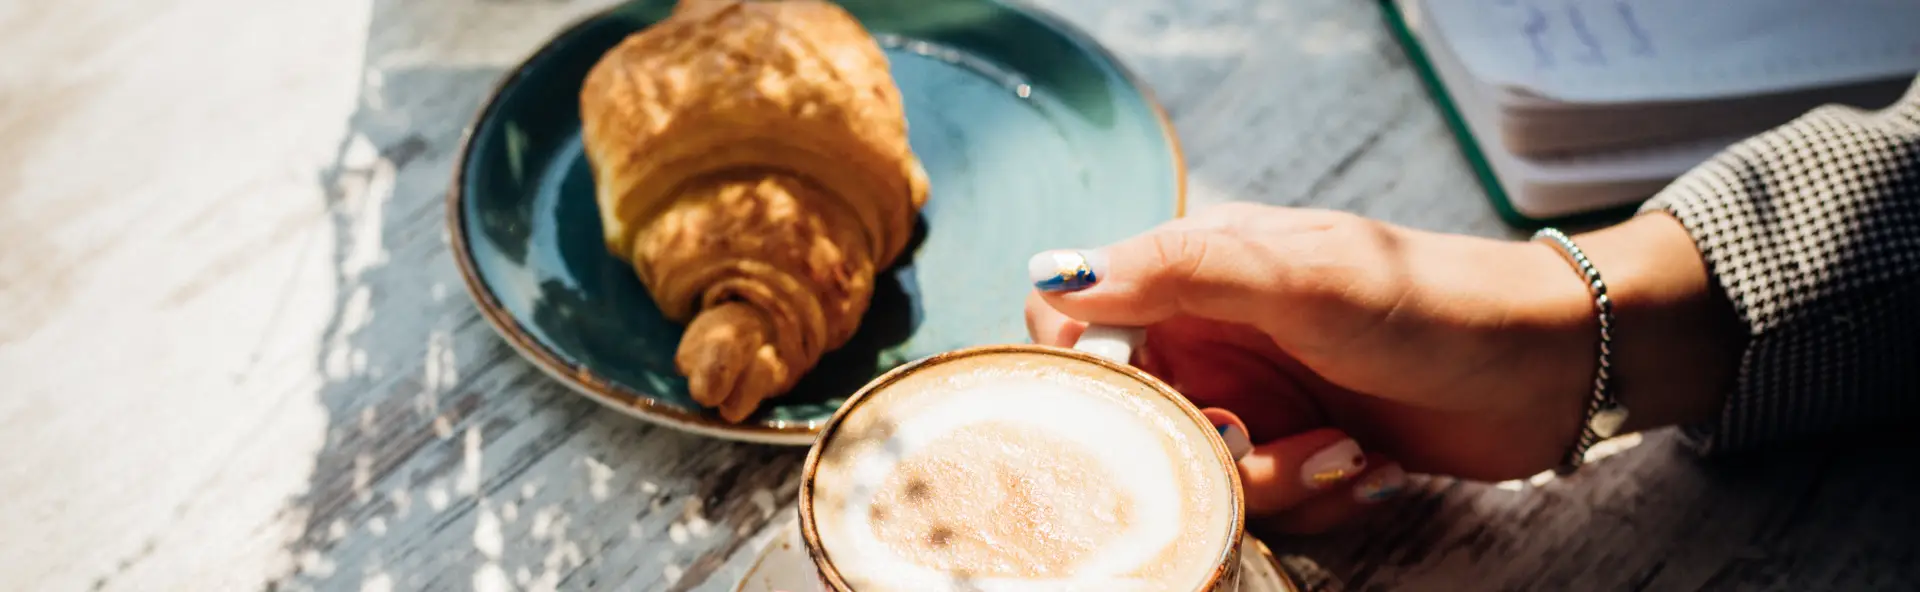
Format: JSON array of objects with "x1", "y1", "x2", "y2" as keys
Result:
[{"x1": 449, "y1": 0, "x2": 1184, "y2": 445}]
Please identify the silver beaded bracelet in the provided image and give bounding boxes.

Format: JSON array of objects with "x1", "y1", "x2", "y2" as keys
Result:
[{"x1": 1532, "y1": 227, "x2": 1630, "y2": 475}]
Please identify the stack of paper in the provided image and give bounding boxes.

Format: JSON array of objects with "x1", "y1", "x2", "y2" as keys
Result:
[{"x1": 1385, "y1": 0, "x2": 1920, "y2": 224}]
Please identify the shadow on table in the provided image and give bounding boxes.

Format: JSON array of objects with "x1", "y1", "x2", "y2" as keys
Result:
[
  {"x1": 274, "y1": 1, "x2": 808, "y2": 591},
  {"x1": 269, "y1": 1, "x2": 1489, "y2": 590},
  {"x1": 1267, "y1": 430, "x2": 1920, "y2": 591},
  {"x1": 266, "y1": 0, "x2": 1920, "y2": 591}
]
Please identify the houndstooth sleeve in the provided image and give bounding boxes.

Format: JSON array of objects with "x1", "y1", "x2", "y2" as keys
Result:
[{"x1": 1639, "y1": 75, "x2": 1920, "y2": 455}]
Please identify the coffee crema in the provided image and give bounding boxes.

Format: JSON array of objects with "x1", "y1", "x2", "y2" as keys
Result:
[{"x1": 804, "y1": 350, "x2": 1238, "y2": 591}]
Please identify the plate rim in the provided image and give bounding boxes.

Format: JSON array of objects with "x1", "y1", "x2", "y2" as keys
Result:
[{"x1": 444, "y1": 0, "x2": 1189, "y2": 446}]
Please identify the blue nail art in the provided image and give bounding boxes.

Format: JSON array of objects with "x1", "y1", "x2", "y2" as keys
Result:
[
  {"x1": 1357, "y1": 483, "x2": 1404, "y2": 502},
  {"x1": 1352, "y1": 464, "x2": 1407, "y2": 503},
  {"x1": 1031, "y1": 251, "x2": 1098, "y2": 291},
  {"x1": 1215, "y1": 423, "x2": 1253, "y2": 460}
]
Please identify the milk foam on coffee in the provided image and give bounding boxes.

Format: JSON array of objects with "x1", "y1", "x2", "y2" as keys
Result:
[{"x1": 806, "y1": 352, "x2": 1236, "y2": 591}]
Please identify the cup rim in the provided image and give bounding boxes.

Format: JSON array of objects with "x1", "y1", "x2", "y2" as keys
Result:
[{"x1": 795, "y1": 342, "x2": 1248, "y2": 591}]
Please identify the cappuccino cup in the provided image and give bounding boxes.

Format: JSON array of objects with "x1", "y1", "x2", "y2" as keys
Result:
[{"x1": 797, "y1": 326, "x2": 1246, "y2": 591}]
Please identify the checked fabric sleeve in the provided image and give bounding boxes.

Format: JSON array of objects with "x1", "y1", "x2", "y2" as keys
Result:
[{"x1": 1639, "y1": 74, "x2": 1920, "y2": 455}]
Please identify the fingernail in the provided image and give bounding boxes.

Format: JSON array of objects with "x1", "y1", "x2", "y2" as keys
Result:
[
  {"x1": 1028, "y1": 249, "x2": 1105, "y2": 292},
  {"x1": 1217, "y1": 424, "x2": 1253, "y2": 460},
  {"x1": 1300, "y1": 438, "x2": 1366, "y2": 490},
  {"x1": 1352, "y1": 463, "x2": 1406, "y2": 503}
]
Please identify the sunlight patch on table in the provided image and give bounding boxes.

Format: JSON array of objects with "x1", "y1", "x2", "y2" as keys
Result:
[
  {"x1": 1493, "y1": 433, "x2": 1647, "y2": 492},
  {"x1": 1585, "y1": 433, "x2": 1644, "y2": 463},
  {"x1": 458, "y1": 426, "x2": 483, "y2": 496},
  {"x1": 299, "y1": 550, "x2": 336, "y2": 578},
  {"x1": 354, "y1": 452, "x2": 374, "y2": 502},
  {"x1": 531, "y1": 504, "x2": 562, "y2": 541},
  {"x1": 659, "y1": 552, "x2": 685, "y2": 587},
  {"x1": 470, "y1": 502, "x2": 514, "y2": 592},
  {"x1": 336, "y1": 133, "x2": 396, "y2": 278},
  {"x1": 750, "y1": 488, "x2": 778, "y2": 520},
  {"x1": 426, "y1": 485, "x2": 450, "y2": 511},
  {"x1": 683, "y1": 498, "x2": 714, "y2": 538},
  {"x1": 473, "y1": 563, "x2": 511, "y2": 592},
  {"x1": 584, "y1": 456, "x2": 615, "y2": 501},
  {"x1": 1529, "y1": 470, "x2": 1556, "y2": 488},
  {"x1": 474, "y1": 504, "x2": 504, "y2": 558},
  {"x1": 424, "y1": 329, "x2": 460, "y2": 396},
  {"x1": 387, "y1": 487, "x2": 413, "y2": 519}
]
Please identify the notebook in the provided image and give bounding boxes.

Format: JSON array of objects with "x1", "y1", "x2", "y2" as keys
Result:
[{"x1": 1381, "y1": 0, "x2": 1920, "y2": 227}]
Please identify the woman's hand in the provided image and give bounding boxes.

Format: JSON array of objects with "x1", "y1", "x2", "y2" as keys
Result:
[{"x1": 1025, "y1": 203, "x2": 1745, "y2": 533}]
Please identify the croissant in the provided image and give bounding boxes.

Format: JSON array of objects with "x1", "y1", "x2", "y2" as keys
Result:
[{"x1": 578, "y1": 0, "x2": 930, "y2": 422}]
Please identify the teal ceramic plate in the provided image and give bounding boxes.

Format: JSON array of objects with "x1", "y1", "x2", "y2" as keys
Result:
[{"x1": 449, "y1": 0, "x2": 1184, "y2": 445}]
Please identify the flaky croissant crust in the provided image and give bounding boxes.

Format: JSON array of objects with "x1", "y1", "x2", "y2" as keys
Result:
[
  {"x1": 581, "y1": 0, "x2": 927, "y2": 265},
  {"x1": 579, "y1": 0, "x2": 928, "y2": 421}
]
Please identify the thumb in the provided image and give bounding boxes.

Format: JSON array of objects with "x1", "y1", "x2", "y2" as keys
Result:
[{"x1": 1027, "y1": 227, "x2": 1289, "y2": 328}]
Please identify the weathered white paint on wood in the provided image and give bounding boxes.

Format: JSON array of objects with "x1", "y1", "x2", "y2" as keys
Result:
[{"x1": 3, "y1": 0, "x2": 1915, "y2": 590}]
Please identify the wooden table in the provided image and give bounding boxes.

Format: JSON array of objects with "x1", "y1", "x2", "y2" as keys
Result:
[{"x1": 6, "y1": 0, "x2": 1917, "y2": 590}]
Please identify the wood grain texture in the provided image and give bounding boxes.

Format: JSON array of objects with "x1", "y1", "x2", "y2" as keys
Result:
[{"x1": 2, "y1": 0, "x2": 1915, "y2": 591}]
